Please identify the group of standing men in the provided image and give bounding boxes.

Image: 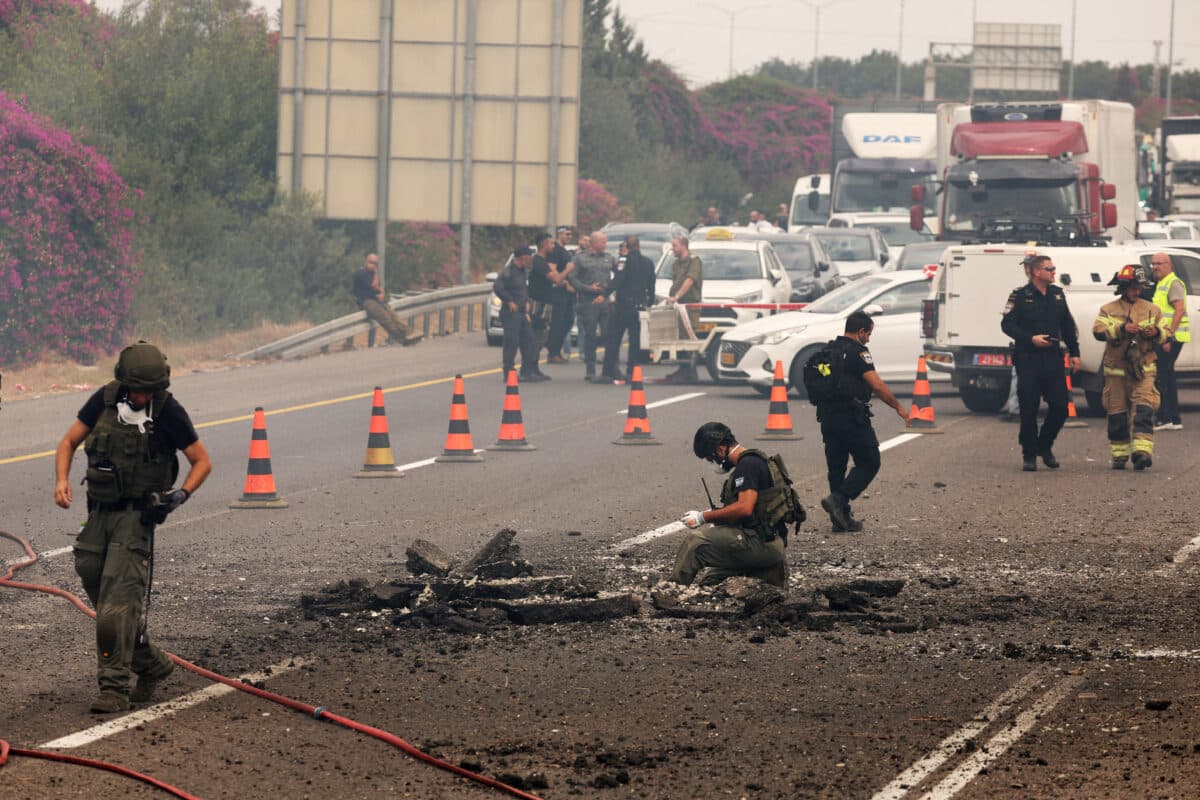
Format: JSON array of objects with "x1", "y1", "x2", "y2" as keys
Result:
[
  {"x1": 494, "y1": 228, "x2": 659, "y2": 384},
  {"x1": 1001, "y1": 251, "x2": 1188, "y2": 472}
]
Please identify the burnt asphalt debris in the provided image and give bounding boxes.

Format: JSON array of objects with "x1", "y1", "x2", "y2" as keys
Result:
[{"x1": 298, "y1": 530, "x2": 921, "y2": 637}]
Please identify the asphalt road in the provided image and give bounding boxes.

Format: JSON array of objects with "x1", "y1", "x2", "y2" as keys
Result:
[{"x1": 2, "y1": 332, "x2": 1199, "y2": 799}]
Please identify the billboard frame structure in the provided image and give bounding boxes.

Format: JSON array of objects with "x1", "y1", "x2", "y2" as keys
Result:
[{"x1": 278, "y1": 0, "x2": 582, "y2": 287}]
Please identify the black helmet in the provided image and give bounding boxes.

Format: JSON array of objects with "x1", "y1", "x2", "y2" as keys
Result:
[
  {"x1": 693, "y1": 421, "x2": 735, "y2": 460},
  {"x1": 114, "y1": 341, "x2": 170, "y2": 391},
  {"x1": 1107, "y1": 264, "x2": 1149, "y2": 295}
]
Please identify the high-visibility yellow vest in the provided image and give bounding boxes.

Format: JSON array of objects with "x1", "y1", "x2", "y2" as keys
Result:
[{"x1": 1152, "y1": 271, "x2": 1190, "y2": 343}]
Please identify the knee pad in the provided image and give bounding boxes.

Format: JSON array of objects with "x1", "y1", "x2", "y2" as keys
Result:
[{"x1": 1132, "y1": 404, "x2": 1155, "y2": 435}]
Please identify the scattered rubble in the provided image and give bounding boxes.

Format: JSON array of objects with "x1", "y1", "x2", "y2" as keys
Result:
[{"x1": 299, "y1": 529, "x2": 920, "y2": 636}]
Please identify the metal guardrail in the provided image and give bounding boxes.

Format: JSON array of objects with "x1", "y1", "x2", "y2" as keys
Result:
[{"x1": 236, "y1": 283, "x2": 493, "y2": 361}]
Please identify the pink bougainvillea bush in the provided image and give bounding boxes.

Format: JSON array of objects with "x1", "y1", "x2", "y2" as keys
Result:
[
  {"x1": 0, "y1": 92, "x2": 139, "y2": 366},
  {"x1": 577, "y1": 178, "x2": 631, "y2": 233}
]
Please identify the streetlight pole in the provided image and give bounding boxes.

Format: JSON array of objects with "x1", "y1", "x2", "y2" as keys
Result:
[
  {"x1": 1066, "y1": 0, "x2": 1077, "y2": 99},
  {"x1": 801, "y1": 0, "x2": 842, "y2": 91},
  {"x1": 895, "y1": 0, "x2": 905, "y2": 99},
  {"x1": 699, "y1": 3, "x2": 775, "y2": 80},
  {"x1": 1165, "y1": 0, "x2": 1176, "y2": 117}
]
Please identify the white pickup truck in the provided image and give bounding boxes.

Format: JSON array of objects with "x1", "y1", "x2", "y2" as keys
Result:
[{"x1": 921, "y1": 243, "x2": 1200, "y2": 414}]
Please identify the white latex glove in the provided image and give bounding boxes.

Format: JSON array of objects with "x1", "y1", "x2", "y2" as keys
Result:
[{"x1": 680, "y1": 510, "x2": 705, "y2": 529}]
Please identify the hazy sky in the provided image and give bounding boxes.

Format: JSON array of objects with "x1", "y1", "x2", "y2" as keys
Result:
[{"x1": 92, "y1": 0, "x2": 1197, "y2": 89}]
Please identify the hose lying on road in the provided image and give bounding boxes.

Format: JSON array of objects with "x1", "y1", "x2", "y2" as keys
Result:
[
  {"x1": 1, "y1": 528, "x2": 545, "y2": 800},
  {"x1": 0, "y1": 736, "x2": 203, "y2": 800}
]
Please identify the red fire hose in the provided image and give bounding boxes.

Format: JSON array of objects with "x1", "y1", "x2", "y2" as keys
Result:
[{"x1": 1, "y1": 528, "x2": 545, "y2": 800}]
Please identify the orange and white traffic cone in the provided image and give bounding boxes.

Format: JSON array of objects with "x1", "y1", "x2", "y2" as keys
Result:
[
  {"x1": 614, "y1": 365, "x2": 661, "y2": 445},
  {"x1": 1063, "y1": 353, "x2": 1088, "y2": 428},
  {"x1": 230, "y1": 407, "x2": 289, "y2": 508},
  {"x1": 355, "y1": 386, "x2": 400, "y2": 477},
  {"x1": 907, "y1": 356, "x2": 942, "y2": 433},
  {"x1": 757, "y1": 360, "x2": 803, "y2": 441},
  {"x1": 491, "y1": 370, "x2": 535, "y2": 451},
  {"x1": 435, "y1": 374, "x2": 484, "y2": 462}
]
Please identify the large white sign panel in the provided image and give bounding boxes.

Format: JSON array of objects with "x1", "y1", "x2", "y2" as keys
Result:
[
  {"x1": 277, "y1": 0, "x2": 581, "y2": 226},
  {"x1": 973, "y1": 23, "x2": 1062, "y2": 94}
]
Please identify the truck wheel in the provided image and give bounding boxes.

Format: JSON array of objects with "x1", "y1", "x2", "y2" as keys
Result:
[
  {"x1": 1083, "y1": 389, "x2": 1106, "y2": 418},
  {"x1": 959, "y1": 385, "x2": 1007, "y2": 414},
  {"x1": 788, "y1": 346, "x2": 823, "y2": 400}
]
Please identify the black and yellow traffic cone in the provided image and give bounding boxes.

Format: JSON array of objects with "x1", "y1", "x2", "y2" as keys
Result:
[
  {"x1": 757, "y1": 360, "x2": 802, "y2": 441},
  {"x1": 614, "y1": 365, "x2": 661, "y2": 445},
  {"x1": 435, "y1": 374, "x2": 484, "y2": 462},
  {"x1": 907, "y1": 355, "x2": 942, "y2": 433},
  {"x1": 355, "y1": 387, "x2": 400, "y2": 477},
  {"x1": 1063, "y1": 353, "x2": 1088, "y2": 428},
  {"x1": 491, "y1": 370, "x2": 535, "y2": 451},
  {"x1": 230, "y1": 407, "x2": 289, "y2": 508}
]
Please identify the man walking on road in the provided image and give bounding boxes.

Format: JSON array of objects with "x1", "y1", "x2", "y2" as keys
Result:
[
  {"x1": 598, "y1": 235, "x2": 656, "y2": 383},
  {"x1": 54, "y1": 342, "x2": 212, "y2": 713},
  {"x1": 813, "y1": 312, "x2": 910, "y2": 533},
  {"x1": 1150, "y1": 252, "x2": 1188, "y2": 431},
  {"x1": 1000, "y1": 254, "x2": 1081, "y2": 472}
]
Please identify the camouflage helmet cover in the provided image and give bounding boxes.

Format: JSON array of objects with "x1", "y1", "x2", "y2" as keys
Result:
[{"x1": 114, "y1": 341, "x2": 171, "y2": 391}]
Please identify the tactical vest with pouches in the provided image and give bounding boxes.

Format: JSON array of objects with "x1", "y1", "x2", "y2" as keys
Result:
[
  {"x1": 719, "y1": 449, "x2": 806, "y2": 543},
  {"x1": 83, "y1": 381, "x2": 177, "y2": 504}
]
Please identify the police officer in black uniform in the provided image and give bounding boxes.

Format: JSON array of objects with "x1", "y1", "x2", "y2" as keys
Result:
[
  {"x1": 598, "y1": 235, "x2": 657, "y2": 383},
  {"x1": 816, "y1": 311, "x2": 910, "y2": 533},
  {"x1": 494, "y1": 246, "x2": 551, "y2": 382},
  {"x1": 1000, "y1": 254, "x2": 1081, "y2": 472}
]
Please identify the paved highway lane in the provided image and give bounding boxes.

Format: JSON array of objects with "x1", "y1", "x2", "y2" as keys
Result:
[{"x1": 3, "y1": 336, "x2": 1200, "y2": 798}]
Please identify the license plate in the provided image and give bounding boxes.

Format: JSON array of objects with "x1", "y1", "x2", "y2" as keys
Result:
[
  {"x1": 973, "y1": 353, "x2": 1011, "y2": 366},
  {"x1": 720, "y1": 351, "x2": 735, "y2": 366}
]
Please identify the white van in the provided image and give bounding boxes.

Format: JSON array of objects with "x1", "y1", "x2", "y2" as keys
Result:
[
  {"x1": 789, "y1": 173, "x2": 830, "y2": 230},
  {"x1": 922, "y1": 243, "x2": 1200, "y2": 414}
]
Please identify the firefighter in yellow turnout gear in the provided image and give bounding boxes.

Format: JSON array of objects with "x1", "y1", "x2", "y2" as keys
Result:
[{"x1": 1092, "y1": 265, "x2": 1167, "y2": 470}]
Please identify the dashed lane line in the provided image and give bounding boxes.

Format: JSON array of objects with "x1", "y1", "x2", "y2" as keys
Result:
[
  {"x1": 612, "y1": 430, "x2": 925, "y2": 551},
  {"x1": 868, "y1": 667, "x2": 1052, "y2": 800},
  {"x1": 619, "y1": 392, "x2": 706, "y2": 413},
  {"x1": 1157, "y1": 532, "x2": 1200, "y2": 575},
  {"x1": 41, "y1": 657, "x2": 308, "y2": 749},
  {"x1": 915, "y1": 672, "x2": 1086, "y2": 800}
]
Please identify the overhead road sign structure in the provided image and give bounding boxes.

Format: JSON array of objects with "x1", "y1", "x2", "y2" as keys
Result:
[
  {"x1": 972, "y1": 22, "x2": 1062, "y2": 94},
  {"x1": 276, "y1": 0, "x2": 582, "y2": 228}
]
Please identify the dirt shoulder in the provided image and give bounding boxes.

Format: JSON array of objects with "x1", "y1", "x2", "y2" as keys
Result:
[{"x1": 1, "y1": 322, "x2": 311, "y2": 403}]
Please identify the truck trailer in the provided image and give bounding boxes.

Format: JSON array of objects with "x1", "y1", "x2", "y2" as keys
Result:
[{"x1": 912, "y1": 102, "x2": 1136, "y2": 246}]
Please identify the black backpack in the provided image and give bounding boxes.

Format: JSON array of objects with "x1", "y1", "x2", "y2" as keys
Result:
[{"x1": 802, "y1": 340, "x2": 850, "y2": 406}]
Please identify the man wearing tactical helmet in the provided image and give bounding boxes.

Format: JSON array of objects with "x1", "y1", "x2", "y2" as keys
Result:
[
  {"x1": 1092, "y1": 265, "x2": 1166, "y2": 470},
  {"x1": 54, "y1": 342, "x2": 211, "y2": 713},
  {"x1": 671, "y1": 422, "x2": 805, "y2": 587}
]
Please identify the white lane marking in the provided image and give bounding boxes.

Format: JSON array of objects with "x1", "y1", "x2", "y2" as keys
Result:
[
  {"x1": 41, "y1": 657, "x2": 307, "y2": 749},
  {"x1": 1158, "y1": 533, "x2": 1200, "y2": 574},
  {"x1": 869, "y1": 668, "x2": 1050, "y2": 800},
  {"x1": 613, "y1": 521, "x2": 686, "y2": 550},
  {"x1": 619, "y1": 392, "x2": 706, "y2": 414},
  {"x1": 4, "y1": 545, "x2": 72, "y2": 568},
  {"x1": 880, "y1": 432, "x2": 922, "y2": 452},
  {"x1": 1133, "y1": 648, "x2": 1200, "y2": 659},
  {"x1": 916, "y1": 673, "x2": 1085, "y2": 800}
]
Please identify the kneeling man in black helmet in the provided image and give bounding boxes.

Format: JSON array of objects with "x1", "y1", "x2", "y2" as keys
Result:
[{"x1": 672, "y1": 422, "x2": 805, "y2": 587}]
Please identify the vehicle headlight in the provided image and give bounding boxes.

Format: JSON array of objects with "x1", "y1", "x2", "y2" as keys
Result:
[
  {"x1": 763, "y1": 327, "x2": 807, "y2": 345},
  {"x1": 735, "y1": 291, "x2": 762, "y2": 304},
  {"x1": 489, "y1": 295, "x2": 502, "y2": 308},
  {"x1": 743, "y1": 333, "x2": 766, "y2": 346}
]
